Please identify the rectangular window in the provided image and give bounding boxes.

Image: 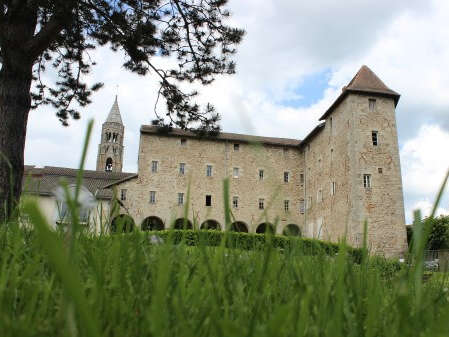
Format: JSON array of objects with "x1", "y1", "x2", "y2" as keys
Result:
[
  {"x1": 232, "y1": 196, "x2": 238, "y2": 209},
  {"x1": 150, "y1": 191, "x2": 156, "y2": 204},
  {"x1": 317, "y1": 189, "x2": 323, "y2": 203},
  {"x1": 178, "y1": 193, "x2": 184, "y2": 205},
  {"x1": 300, "y1": 173, "x2": 304, "y2": 185},
  {"x1": 233, "y1": 167, "x2": 239, "y2": 178},
  {"x1": 259, "y1": 169, "x2": 264, "y2": 181},
  {"x1": 206, "y1": 165, "x2": 213, "y2": 177},
  {"x1": 329, "y1": 117, "x2": 333, "y2": 133},
  {"x1": 284, "y1": 171, "x2": 290, "y2": 183},
  {"x1": 299, "y1": 199, "x2": 305, "y2": 214},
  {"x1": 180, "y1": 138, "x2": 187, "y2": 146},
  {"x1": 363, "y1": 174, "x2": 371, "y2": 188},
  {"x1": 369, "y1": 98, "x2": 376, "y2": 112},
  {"x1": 120, "y1": 189, "x2": 127, "y2": 201},
  {"x1": 258, "y1": 198, "x2": 264, "y2": 210},
  {"x1": 284, "y1": 200, "x2": 289, "y2": 212},
  {"x1": 179, "y1": 163, "x2": 185, "y2": 175},
  {"x1": 331, "y1": 149, "x2": 334, "y2": 163},
  {"x1": 378, "y1": 167, "x2": 383, "y2": 174},
  {"x1": 331, "y1": 182, "x2": 336, "y2": 196},
  {"x1": 234, "y1": 143, "x2": 239, "y2": 151},
  {"x1": 372, "y1": 131, "x2": 378, "y2": 146},
  {"x1": 151, "y1": 160, "x2": 158, "y2": 173},
  {"x1": 205, "y1": 195, "x2": 212, "y2": 206}
]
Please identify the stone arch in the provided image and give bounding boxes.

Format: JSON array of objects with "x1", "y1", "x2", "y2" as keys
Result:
[
  {"x1": 173, "y1": 218, "x2": 193, "y2": 230},
  {"x1": 283, "y1": 224, "x2": 301, "y2": 237},
  {"x1": 141, "y1": 216, "x2": 165, "y2": 231},
  {"x1": 200, "y1": 219, "x2": 221, "y2": 231},
  {"x1": 105, "y1": 157, "x2": 113, "y2": 172},
  {"x1": 111, "y1": 214, "x2": 135, "y2": 233},
  {"x1": 256, "y1": 222, "x2": 275, "y2": 234},
  {"x1": 230, "y1": 221, "x2": 248, "y2": 233}
]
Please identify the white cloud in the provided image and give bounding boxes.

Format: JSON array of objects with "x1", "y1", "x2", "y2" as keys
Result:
[
  {"x1": 400, "y1": 124, "x2": 449, "y2": 222},
  {"x1": 410, "y1": 200, "x2": 448, "y2": 220},
  {"x1": 401, "y1": 124, "x2": 449, "y2": 197}
]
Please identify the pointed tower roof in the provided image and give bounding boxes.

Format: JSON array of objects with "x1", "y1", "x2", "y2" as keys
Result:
[
  {"x1": 345, "y1": 65, "x2": 399, "y2": 96},
  {"x1": 105, "y1": 96, "x2": 123, "y2": 124},
  {"x1": 319, "y1": 65, "x2": 400, "y2": 120}
]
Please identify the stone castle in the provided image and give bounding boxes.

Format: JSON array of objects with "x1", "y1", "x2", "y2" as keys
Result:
[{"x1": 25, "y1": 65, "x2": 408, "y2": 256}]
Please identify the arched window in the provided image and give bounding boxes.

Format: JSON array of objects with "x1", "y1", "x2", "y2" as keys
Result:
[
  {"x1": 256, "y1": 222, "x2": 275, "y2": 234},
  {"x1": 141, "y1": 216, "x2": 165, "y2": 231},
  {"x1": 230, "y1": 221, "x2": 248, "y2": 233},
  {"x1": 200, "y1": 219, "x2": 221, "y2": 231},
  {"x1": 105, "y1": 158, "x2": 113, "y2": 172},
  {"x1": 173, "y1": 218, "x2": 193, "y2": 230},
  {"x1": 283, "y1": 224, "x2": 301, "y2": 237}
]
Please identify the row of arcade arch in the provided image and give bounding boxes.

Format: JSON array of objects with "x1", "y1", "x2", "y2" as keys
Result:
[{"x1": 110, "y1": 215, "x2": 301, "y2": 236}]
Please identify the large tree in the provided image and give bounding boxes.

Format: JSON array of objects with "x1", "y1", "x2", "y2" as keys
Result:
[{"x1": 0, "y1": 0, "x2": 244, "y2": 221}]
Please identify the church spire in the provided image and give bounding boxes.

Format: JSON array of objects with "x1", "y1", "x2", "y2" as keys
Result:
[
  {"x1": 105, "y1": 95, "x2": 123, "y2": 124},
  {"x1": 96, "y1": 96, "x2": 125, "y2": 172}
]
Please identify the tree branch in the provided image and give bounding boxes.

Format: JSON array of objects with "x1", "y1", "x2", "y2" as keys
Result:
[
  {"x1": 172, "y1": 0, "x2": 200, "y2": 68},
  {"x1": 26, "y1": 7, "x2": 74, "y2": 60}
]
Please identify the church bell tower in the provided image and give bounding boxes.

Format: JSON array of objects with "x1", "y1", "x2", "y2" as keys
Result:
[{"x1": 96, "y1": 96, "x2": 124, "y2": 172}]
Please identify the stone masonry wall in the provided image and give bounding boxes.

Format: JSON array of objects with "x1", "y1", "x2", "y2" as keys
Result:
[
  {"x1": 347, "y1": 94, "x2": 408, "y2": 256},
  {"x1": 116, "y1": 133, "x2": 305, "y2": 234},
  {"x1": 303, "y1": 98, "x2": 352, "y2": 243}
]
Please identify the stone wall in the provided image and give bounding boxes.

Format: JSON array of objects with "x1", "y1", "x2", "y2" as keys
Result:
[
  {"x1": 347, "y1": 94, "x2": 408, "y2": 256},
  {"x1": 116, "y1": 133, "x2": 305, "y2": 234}
]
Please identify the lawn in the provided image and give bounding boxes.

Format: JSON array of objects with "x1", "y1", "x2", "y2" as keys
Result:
[{"x1": 1, "y1": 215, "x2": 449, "y2": 337}]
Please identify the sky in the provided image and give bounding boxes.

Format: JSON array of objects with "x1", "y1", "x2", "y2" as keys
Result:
[{"x1": 24, "y1": 0, "x2": 449, "y2": 224}]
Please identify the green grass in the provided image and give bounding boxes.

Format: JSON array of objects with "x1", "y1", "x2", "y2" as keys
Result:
[
  {"x1": 1, "y1": 221, "x2": 449, "y2": 337},
  {"x1": 2, "y1": 120, "x2": 449, "y2": 336}
]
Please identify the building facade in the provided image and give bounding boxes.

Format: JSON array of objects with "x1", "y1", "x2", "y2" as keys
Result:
[
  {"x1": 106, "y1": 65, "x2": 408, "y2": 257},
  {"x1": 23, "y1": 65, "x2": 408, "y2": 256}
]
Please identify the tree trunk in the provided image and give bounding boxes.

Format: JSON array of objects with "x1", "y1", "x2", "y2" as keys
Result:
[
  {"x1": 0, "y1": 5, "x2": 38, "y2": 223},
  {"x1": 0, "y1": 63, "x2": 33, "y2": 223}
]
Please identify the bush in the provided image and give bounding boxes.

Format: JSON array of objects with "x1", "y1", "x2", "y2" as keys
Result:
[
  {"x1": 426, "y1": 215, "x2": 449, "y2": 250},
  {"x1": 150, "y1": 229, "x2": 364, "y2": 261}
]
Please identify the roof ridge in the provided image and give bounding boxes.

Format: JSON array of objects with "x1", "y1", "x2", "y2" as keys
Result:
[{"x1": 140, "y1": 125, "x2": 302, "y2": 146}]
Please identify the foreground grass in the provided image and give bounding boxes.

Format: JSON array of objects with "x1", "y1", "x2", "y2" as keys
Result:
[
  {"x1": 2, "y1": 122, "x2": 448, "y2": 336},
  {"x1": 1, "y1": 222, "x2": 449, "y2": 337}
]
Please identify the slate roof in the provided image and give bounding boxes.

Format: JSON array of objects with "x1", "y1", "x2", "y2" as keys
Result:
[
  {"x1": 140, "y1": 125, "x2": 302, "y2": 147},
  {"x1": 23, "y1": 166, "x2": 135, "y2": 199},
  {"x1": 105, "y1": 96, "x2": 123, "y2": 124},
  {"x1": 319, "y1": 65, "x2": 400, "y2": 121}
]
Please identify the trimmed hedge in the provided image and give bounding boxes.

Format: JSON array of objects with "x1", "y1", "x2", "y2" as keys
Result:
[{"x1": 145, "y1": 229, "x2": 364, "y2": 262}]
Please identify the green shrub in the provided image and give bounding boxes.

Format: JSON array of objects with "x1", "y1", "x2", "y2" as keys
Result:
[{"x1": 148, "y1": 229, "x2": 363, "y2": 261}]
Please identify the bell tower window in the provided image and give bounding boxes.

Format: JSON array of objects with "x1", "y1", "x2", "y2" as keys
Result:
[{"x1": 105, "y1": 158, "x2": 113, "y2": 172}]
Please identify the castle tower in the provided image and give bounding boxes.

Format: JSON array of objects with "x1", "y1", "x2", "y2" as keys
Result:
[
  {"x1": 96, "y1": 96, "x2": 124, "y2": 172},
  {"x1": 316, "y1": 65, "x2": 408, "y2": 256}
]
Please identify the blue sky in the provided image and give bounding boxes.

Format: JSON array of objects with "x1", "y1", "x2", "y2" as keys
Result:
[
  {"x1": 24, "y1": 0, "x2": 449, "y2": 224},
  {"x1": 278, "y1": 70, "x2": 331, "y2": 108}
]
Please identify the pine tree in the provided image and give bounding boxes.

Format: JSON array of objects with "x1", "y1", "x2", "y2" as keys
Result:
[{"x1": 0, "y1": 0, "x2": 244, "y2": 221}]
